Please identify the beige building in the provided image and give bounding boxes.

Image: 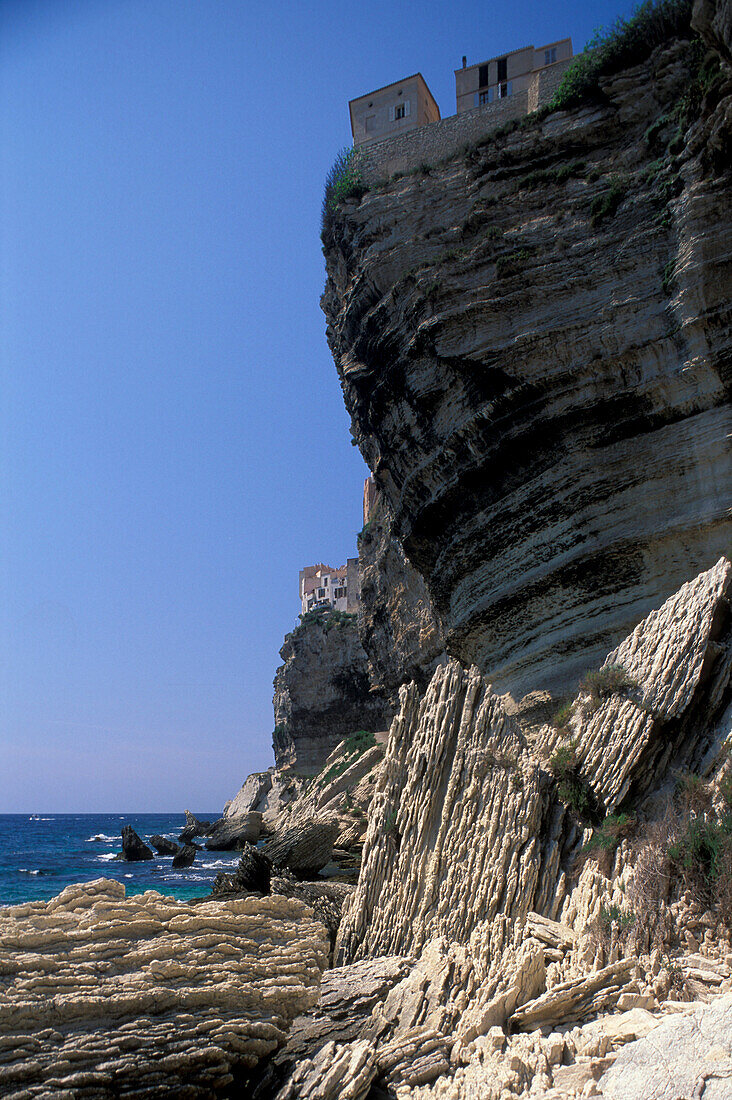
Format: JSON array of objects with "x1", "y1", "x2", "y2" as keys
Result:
[
  {"x1": 363, "y1": 475, "x2": 379, "y2": 527},
  {"x1": 299, "y1": 559, "x2": 360, "y2": 615},
  {"x1": 455, "y1": 38, "x2": 572, "y2": 114},
  {"x1": 349, "y1": 73, "x2": 440, "y2": 147}
]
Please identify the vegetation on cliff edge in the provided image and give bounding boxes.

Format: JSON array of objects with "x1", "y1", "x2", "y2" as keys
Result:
[{"x1": 549, "y1": 0, "x2": 694, "y2": 111}]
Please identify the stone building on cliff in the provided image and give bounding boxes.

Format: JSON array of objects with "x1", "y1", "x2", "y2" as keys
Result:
[
  {"x1": 455, "y1": 37, "x2": 572, "y2": 112},
  {"x1": 299, "y1": 560, "x2": 359, "y2": 614},
  {"x1": 349, "y1": 36, "x2": 573, "y2": 149}
]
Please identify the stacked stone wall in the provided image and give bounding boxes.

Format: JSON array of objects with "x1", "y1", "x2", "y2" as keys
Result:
[
  {"x1": 528, "y1": 57, "x2": 574, "y2": 112},
  {"x1": 359, "y1": 56, "x2": 574, "y2": 183}
]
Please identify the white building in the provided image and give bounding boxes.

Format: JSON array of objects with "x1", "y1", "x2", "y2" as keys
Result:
[{"x1": 299, "y1": 559, "x2": 360, "y2": 615}]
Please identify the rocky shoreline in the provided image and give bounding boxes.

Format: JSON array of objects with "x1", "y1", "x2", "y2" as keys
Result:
[
  {"x1": 3, "y1": 557, "x2": 732, "y2": 1098},
  {"x1": 2, "y1": 0, "x2": 731, "y2": 1096}
]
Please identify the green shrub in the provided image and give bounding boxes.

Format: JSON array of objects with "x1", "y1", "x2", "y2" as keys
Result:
[
  {"x1": 321, "y1": 147, "x2": 367, "y2": 245},
  {"x1": 590, "y1": 178, "x2": 626, "y2": 225},
  {"x1": 662, "y1": 259, "x2": 676, "y2": 295},
  {"x1": 343, "y1": 729, "x2": 376, "y2": 754},
  {"x1": 548, "y1": 0, "x2": 694, "y2": 112},
  {"x1": 580, "y1": 663, "x2": 636, "y2": 702},
  {"x1": 318, "y1": 730, "x2": 376, "y2": 787},
  {"x1": 553, "y1": 700, "x2": 575, "y2": 730},
  {"x1": 323, "y1": 609, "x2": 357, "y2": 634},
  {"x1": 600, "y1": 902, "x2": 636, "y2": 933},
  {"x1": 550, "y1": 743, "x2": 594, "y2": 817},
  {"x1": 579, "y1": 813, "x2": 637, "y2": 875},
  {"x1": 523, "y1": 162, "x2": 586, "y2": 189},
  {"x1": 668, "y1": 817, "x2": 732, "y2": 912},
  {"x1": 496, "y1": 248, "x2": 532, "y2": 277}
]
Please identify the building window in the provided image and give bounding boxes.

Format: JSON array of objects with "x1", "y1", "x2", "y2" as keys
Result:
[
  {"x1": 497, "y1": 81, "x2": 512, "y2": 98},
  {"x1": 478, "y1": 64, "x2": 488, "y2": 88},
  {"x1": 479, "y1": 89, "x2": 493, "y2": 105},
  {"x1": 497, "y1": 57, "x2": 507, "y2": 82},
  {"x1": 544, "y1": 47, "x2": 557, "y2": 65},
  {"x1": 395, "y1": 103, "x2": 406, "y2": 120},
  {"x1": 318, "y1": 588, "x2": 325, "y2": 598}
]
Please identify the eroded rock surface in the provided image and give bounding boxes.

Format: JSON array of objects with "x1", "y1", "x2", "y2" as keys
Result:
[
  {"x1": 599, "y1": 992, "x2": 732, "y2": 1099},
  {"x1": 358, "y1": 494, "x2": 446, "y2": 705},
  {"x1": 322, "y1": 26, "x2": 732, "y2": 700},
  {"x1": 273, "y1": 608, "x2": 391, "y2": 774},
  {"x1": 335, "y1": 659, "x2": 576, "y2": 963},
  {"x1": 0, "y1": 878, "x2": 329, "y2": 1099}
]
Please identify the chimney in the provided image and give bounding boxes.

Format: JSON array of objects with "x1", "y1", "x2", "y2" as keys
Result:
[{"x1": 462, "y1": 55, "x2": 467, "y2": 68}]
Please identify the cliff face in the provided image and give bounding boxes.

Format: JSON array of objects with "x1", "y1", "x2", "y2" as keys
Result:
[
  {"x1": 357, "y1": 495, "x2": 446, "y2": 705},
  {"x1": 272, "y1": 610, "x2": 392, "y2": 774},
  {"x1": 322, "y1": 31, "x2": 732, "y2": 697}
]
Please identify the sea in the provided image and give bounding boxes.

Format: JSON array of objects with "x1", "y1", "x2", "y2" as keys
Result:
[{"x1": 0, "y1": 813, "x2": 240, "y2": 907}]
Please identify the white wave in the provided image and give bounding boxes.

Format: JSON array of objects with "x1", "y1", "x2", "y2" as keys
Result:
[
  {"x1": 19, "y1": 868, "x2": 42, "y2": 875},
  {"x1": 97, "y1": 853, "x2": 119, "y2": 862},
  {"x1": 86, "y1": 834, "x2": 118, "y2": 843},
  {"x1": 124, "y1": 874, "x2": 133, "y2": 878},
  {"x1": 201, "y1": 858, "x2": 239, "y2": 869}
]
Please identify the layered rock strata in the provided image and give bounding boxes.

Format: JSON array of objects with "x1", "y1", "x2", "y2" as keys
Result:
[
  {"x1": 336, "y1": 659, "x2": 577, "y2": 963},
  {"x1": 273, "y1": 609, "x2": 392, "y2": 774},
  {"x1": 357, "y1": 494, "x2": 446, "y2": 705},
  {"x1": 337, "y1": 557, "x2": 731, "y2": 967},
  {"x1": 243, "y1": 559, "x2": 726, "y2": 1096},
  {"x1": 0, "y1": 878, "x2": 328, "y2": 1098},
  {"x1": 322, "y1": 25, "x2": 732, "y2": 698}
]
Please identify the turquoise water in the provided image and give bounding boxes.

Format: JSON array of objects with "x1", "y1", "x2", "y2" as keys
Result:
[{"x1": 0, "y1": 813, "x2": 239, "y2": 906}]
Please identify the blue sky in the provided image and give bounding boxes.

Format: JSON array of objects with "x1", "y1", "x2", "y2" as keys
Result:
[{"x1": 2, "y1": 0, "x2": 633, "y2": 812}]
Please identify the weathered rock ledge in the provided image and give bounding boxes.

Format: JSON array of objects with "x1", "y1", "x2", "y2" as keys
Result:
[{"x1": 0, "y1": 878, "x2": 328, "y2": 1098}]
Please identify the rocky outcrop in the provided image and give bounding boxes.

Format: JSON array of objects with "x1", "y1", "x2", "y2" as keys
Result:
[
  {"x1": 205, "y1": 810, "x2": 262, "y2": 850},
  {"x1": 561, "y1": 555, "x2": 732, "y2": 815},
  {"x1": 224, "y1": 770, "x2": 274, "y2": 818},
  {"x1": 171, "y1": 843, "x2": 197, "y2": 868},
  {"x1": 337, "y1": 557, "x2": 732, "y2": 967},
  {"x1": 357, "y1": 494, "x2": 446, "y2": 704},
  {"x1": 212, "y1": 842, "x2": 273, "y2": 895},
  {"x1": 335, "y1": 658, "x2": 576, "y2": 963},
  {"x1": 322, "y1": 23, "x2": 732, "y2": 700},
  {"x1": 179, "y1": 810, "x2": 212, "y2": 843},
  {"x1": 149, "y1": 834, "x2": 180, "y2": 856},
  {"x1": 120, "y1": 825, "x2": 153, "y2": 861},
  {"x1": 273, "y1": 608, "x2": 392, "y2": 774},
  {"x1": 0, "y1": 878, "x2": 329, "y2": 1098},
  {"x1": 263, "y1": 819, "x2": 340, "y2": 875},
  {"x1": 273, "y1": 733, "x2": 387, "y2": 851}
]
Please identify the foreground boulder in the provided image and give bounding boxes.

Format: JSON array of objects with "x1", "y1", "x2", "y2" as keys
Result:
[
  {"x1": 205, "y1": 811, "x2": 262, "y2": 851},
  {"x1": 120, "y1": 824, "x2": 153, "y2": 861},
  {"x1": 0, "y1": 878, "x2": 328, "y2": 1098},
  {"x1": 150, "y1": 834, "x2": 180, "y2": 856},
  {"x1": 599, "y1": 993, "x2": 732, "y2": 1099}
]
